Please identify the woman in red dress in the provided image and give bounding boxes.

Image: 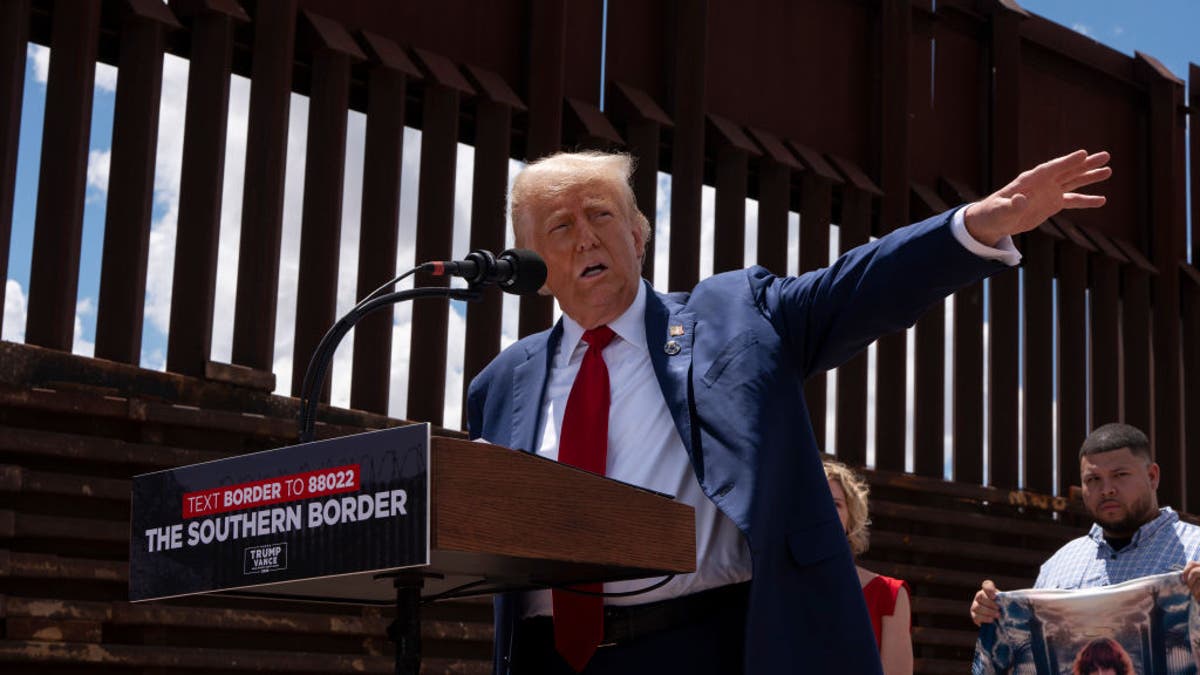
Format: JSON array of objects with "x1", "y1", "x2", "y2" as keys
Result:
[{"x1": 824, "y1": 458, "x2": 913, "y2": 675}]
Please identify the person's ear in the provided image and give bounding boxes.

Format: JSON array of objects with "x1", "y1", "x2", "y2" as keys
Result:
[
  {"x1": 1147, "y1": 462, "x2": 1160, "y2": 490},
  {"x1": 632, "y1": 215, "x2": 648, "y2": 259}
]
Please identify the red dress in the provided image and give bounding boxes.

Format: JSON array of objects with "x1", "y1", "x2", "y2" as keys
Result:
[{"x1": 862, "y1": 574, "x2": 910, "y2": 646}]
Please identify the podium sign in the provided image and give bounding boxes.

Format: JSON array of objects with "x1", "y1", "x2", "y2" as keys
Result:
[{"x1": 130, "y1": 424, "x2": 430, "y2": 602}]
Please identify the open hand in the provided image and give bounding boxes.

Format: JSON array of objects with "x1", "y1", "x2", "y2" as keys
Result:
[{"x1": 964, "y1": 150, "x2": 1111, "y2": 247}]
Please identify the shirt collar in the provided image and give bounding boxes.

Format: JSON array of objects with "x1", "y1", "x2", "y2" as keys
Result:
[
  {"x1": 1088, "y1": 506, "x2": 1178, "y2": 547},
  {"x1": 558, "y1": 281, "x2": 648, "y2": 365}
]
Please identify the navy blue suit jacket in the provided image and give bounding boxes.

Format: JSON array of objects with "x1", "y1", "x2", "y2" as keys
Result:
[{"x1": 467, "y1": 209, "x2": 1007, "y2": 674}]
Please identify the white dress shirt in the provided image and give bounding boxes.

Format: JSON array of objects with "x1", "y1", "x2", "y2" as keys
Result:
[
  {"x1": 522, "y1": 281, "x2": 753, "y2": 616},
  {"x1": 521, "y1": 207, "x2": 1017, "y2": 616}
]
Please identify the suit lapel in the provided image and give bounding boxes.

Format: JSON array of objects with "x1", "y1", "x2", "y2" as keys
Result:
[
  {"x1": 645, "y1": 284, "x2": 697, "y2": 466},
  {"x1": 509, "y1": 322, "x2": 562, "y2": 453}
]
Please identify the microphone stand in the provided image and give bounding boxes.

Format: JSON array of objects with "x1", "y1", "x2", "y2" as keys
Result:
[
  {"x1": 296, "y1": 283, "x2": 481, "y2": 444},
  {"x1": 294, "y1": 279, "x2": 482, "y2": 675}
]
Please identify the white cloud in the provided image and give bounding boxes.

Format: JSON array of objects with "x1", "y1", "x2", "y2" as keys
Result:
[
  {"x1": 28, "y1": 44, "x2": 48, "y2": 83},
  {"x1": 73, "y1": 297, "x2": 95, "y2": 357},
  {"x1": 141, "y1": 53, "x2": 190, "y2": 351},
  {"x1": 653, "y1": 172, "x2": 671, "y2": 287},
  {"x1": 26, "y1": 44, "x2": 117, "y2": 93},
  {"x1": 95, "y1": 62, "x2": 117, "y2": 93},
  {"x1": 1113, "y1": 25, "x2": 1125, "y2": 36},
  {"x1": 1072, "y1": 23, "x2": 1092, "y2": 37},
  {"x1": 87, "y1": 148, "x2": 110, "y2": 194},
  {"x1": 3, "y1": 279, "x2": 27, "y2": 342}
]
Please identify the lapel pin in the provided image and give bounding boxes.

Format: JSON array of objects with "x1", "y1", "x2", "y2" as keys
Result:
[
  {"x1": 669, "y1": 324, "x2": 685, "y2": 337},
  {"x1": 664, "y1": 340, "x2": 681, "y2": 355}
]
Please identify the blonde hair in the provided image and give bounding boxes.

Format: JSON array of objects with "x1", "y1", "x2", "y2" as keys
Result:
[
  {"x1": 823, "y1": 457, "x2": 871, "y2": 556},
  {"x1": 509, "y1": 151, "x2": 651, "y2": 248}
]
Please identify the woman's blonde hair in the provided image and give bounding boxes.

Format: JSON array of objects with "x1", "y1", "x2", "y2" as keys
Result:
[{"x1": 823, "y1": 457, "x2": 871, "y2": 556}]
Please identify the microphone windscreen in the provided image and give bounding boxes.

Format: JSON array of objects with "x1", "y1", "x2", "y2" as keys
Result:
[{"x1": 499, "y1": 248, "x2": 547, "y2": 295}]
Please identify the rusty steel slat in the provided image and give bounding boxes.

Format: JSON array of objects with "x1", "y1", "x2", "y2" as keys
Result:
[
  {"x1": 629, "y1": 118, "x2": 662, "y2": 282},
  {"x1": 877, "y1": 0, "x2": 911, "y2": 236},
  {"x1": 164, "y1": 7, "x2": 240, "y2": 377},
  {"x1": 867, "y1": 560, "x2": 1030, "y2": 599},
  {"x1": 0, "y1": 425, "x2": 224, "y2": 469},
  {"x1": 1022, "y1": 232, "x2": 1053, "y2": 493},
  {"x1": 517, "y1": 0, "x2": 566, "y2": 338},
  {"x1": 4, "y1": 511, "x2": 126, "y2": 544},
  {"x1": 872, "y1": 1, "x2": 912, "y2": 475},
  {"x1": 24, "y1": 2, "x2": 101, "y2": 351},
  {"x1": 1193, "y1": 65, "x2": 1200, "y2": 267},
  {"x1": 563, "y1": 97, "x2": 621, "y2": 151},
  {"x1": 231, "y1": 0, "x2": 298, "y2": 372},
  {"x1": 871, "y1": 529, "x2": 1046, "y2": 567},
  {"x1": 525, "y1": 0, "x2": 565, "y2": 161},
  {"x1": 952, "y1": 278, "x2": 984, "y2": 485},
  {"x1": 912, "y1": 300, "x2": 944, "y2": 478},
  {"x1": 799, "y1": 174, "x2": 832, "y2": 445},
  {"x1": 834, "y1": 187, "x2": 870, "y2": 466},
  {"x1": 873, "y1": 330, "x2": 907, "y2": 473},
  {"x1": 4, "y1": 618, "x2": 102, "y2": 643},
  {"x1": 1057, "y1": 240, "x2": 1088, "y2": 493},
  {"x1": 0, "y1": 551, "x2": 128, "y2": 582},
  {"x1": 0, "y1": 0, "x2": 29, "y2": 337},
  {"x1": 1183, "y1": 265, "x2": 1200, "y2": 512},
  {"x1": 349, "y1": 57, "x2": 409, "y2": 416},
  {"x1": 1089, "y1": 255, "x2": 1121, "y2": 425},
  {"x1": 988, "y1": 270, "x2": 1020, "y2": 490},
  {"x1": 405, "y1": 82, "x2": 459, "y2": 426},
  {"x1": 869, "y1": 327, "x2": 906, "y2": 474},
  {"x1": 666, "y1": 0, "x2": 707, "y2": 293},
  {"x1": 290, "y1": 44, "x2": 361, "y2": 399},
  {"x1": 1122, "y1": 269, "x2": 1152, "y2": 433},
  {"x1": 0, "y1": 640, "x2": 399, "y2": 672},
  {"x1": 909, "y1": 188, "x2": 949, "y2": 479},
  {"x1": 0, "y1": 465, "x2": 130, "y2": 502},
  {"x1": 461, "y1": 97, "x2": 513, "y2": 429},
  {"x1": 713, "y1": 145, "x2": 748, "y2": 274},
  {"x1": 1136, "y1": 54, "x2": 1186, "y2": 509},
  {"x1": 984, "y1": 4, "x2": 1023, "y2": 492},
  {"x1": 754, "y1": 158, "x2": 789, "y2": 275},
  {"x1": 94, "y1": 5, "x2": 177, "y2": 365},
  {"x1": 608, "y1": 83, "x2": 670, "y2": 284},
  {"x1": 870, "y1": 498, "x2": 1080, "y2": 542}
]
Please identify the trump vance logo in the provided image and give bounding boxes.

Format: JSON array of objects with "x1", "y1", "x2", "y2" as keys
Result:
[{"x1": 244, "y1": 542, "x2": 287, "y2": 575}]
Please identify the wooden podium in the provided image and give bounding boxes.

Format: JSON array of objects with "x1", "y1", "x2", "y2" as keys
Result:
[
  {"x1": 130, "y1": 427, "x2": 695, "y2": 672},
  {"x1": 229, "y1": 435, "x2": 698, "y2": 602}
]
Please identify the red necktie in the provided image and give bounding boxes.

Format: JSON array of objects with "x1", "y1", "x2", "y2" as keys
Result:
[{"x1": 553, "y1": 325, "x2": 617, "y2": 672}]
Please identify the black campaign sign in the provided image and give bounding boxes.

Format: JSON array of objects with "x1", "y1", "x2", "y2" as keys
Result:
[{"x1": 130, "y1": 424, "x2": 429, "y2": 601}]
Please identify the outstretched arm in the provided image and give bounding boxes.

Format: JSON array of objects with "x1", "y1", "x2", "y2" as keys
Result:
[{"x1": 964, "y1": 150, "x2": 1111, "y2": 247}]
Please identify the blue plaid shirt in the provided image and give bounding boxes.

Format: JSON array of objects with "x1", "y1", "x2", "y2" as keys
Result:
[{"x1": 1033, "y1": 507, "x2": 1200, "y2": 589}]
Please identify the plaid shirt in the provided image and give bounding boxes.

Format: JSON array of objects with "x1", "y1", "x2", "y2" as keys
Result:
[{"x1": 1033, "y1": 507, "x2": 1200, "y2": 590}]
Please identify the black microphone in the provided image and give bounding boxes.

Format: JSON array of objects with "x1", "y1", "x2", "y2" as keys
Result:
[{"x1": 428, "y1": 248, "x2": 546, "y2": 295}]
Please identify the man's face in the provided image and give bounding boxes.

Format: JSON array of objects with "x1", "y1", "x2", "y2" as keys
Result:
[
  {"x1": 1079, "y1": 447, "x2": 1160, "y2": 537},
  {"x1": 518, "y1": 178, "x2": 645, "y2": 329}
]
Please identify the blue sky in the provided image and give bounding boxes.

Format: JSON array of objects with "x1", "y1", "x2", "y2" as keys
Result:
[
  {"x1": 1020, "y1": 0, "x2": 1199, "y2": 83},
  {"x1": 2, "y1": 4, "x2": 1197, "y2": 440},
  {"x1": 1018, "y1": 0, "x2": 1198, "y2": 260}
]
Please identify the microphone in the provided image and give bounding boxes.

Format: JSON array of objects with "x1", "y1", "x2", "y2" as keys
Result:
[{"x1": 428, "y1": 248, "x2": 547, "y2": 295}]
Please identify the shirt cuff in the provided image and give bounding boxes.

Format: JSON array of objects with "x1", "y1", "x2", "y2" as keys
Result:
[{"x1": 951, "y1": 204, "x2": 1022, "y2": 267}]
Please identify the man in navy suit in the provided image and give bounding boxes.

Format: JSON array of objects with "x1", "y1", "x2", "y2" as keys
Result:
[{"x1": 467, "y1": 149, "x2": 1111, "y2": 674}]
